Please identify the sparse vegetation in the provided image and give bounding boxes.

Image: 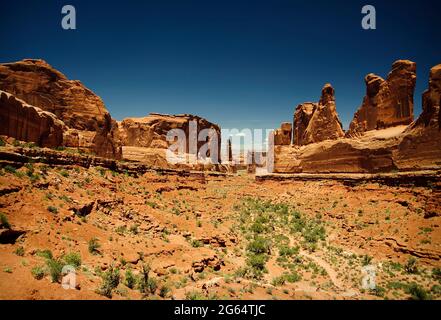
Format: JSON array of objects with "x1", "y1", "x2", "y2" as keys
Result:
[
  {"x1": 0, "y1": 213, "x2": 11, "y2": 229},
  {"x1": 46, "y1": 258, "x2": 63, "y2": 283},
  {"x1": 406, "y1": 283, "x2": 430, "y2": 300},
  {"x1": 125, "y1": 269, "x2": 137, "y2": 289},
  {"x1": 63, "y1": 252, "x2": 81, "y2": 268},
  {"x1": 47, "y1": 206, "x2": 58, "y2": 214},
  {"x1": 97, "y1": 265, "x2": 120, "y2": 298},
  {"x1": 404, "y1": 257, "x2": 418, "y2": 274},
  {"x1": 31, "y1": 266, "x2": 46, "y2": 280},
  {"x1": 88, "y1": 238, "x2": 101, "y2": 255},
  {"x1": 14, "y1": 246, "x2": 25, "y2": 256},
  {"x1": 138, "y1": 264, "x2": 157, "y2": 295}
]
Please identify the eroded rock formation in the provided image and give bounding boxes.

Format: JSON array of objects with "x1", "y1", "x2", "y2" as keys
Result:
[
  {"x1": 348, "y1": 60, "x2": 416, "y2": 136},
  {"x1": 0, "y1": 91, "x2": 65, "y2": 147},
  {"x1": 0, "y1": 59, "x2": 122, "y2": 159},
  {"x1": 293, "y1": 84, "x2": 345, "y2": 146},
  {"x1": 272, "y1": 63, "x2": 441, "y2": 174},
  {"x1": 118, "y1": 113, "x2": 222, "y2": 164},
  {"x1": 293, "y1": 103, "x2": 316, "y2": 146},
  {"x1": 273, "y1": 122, "x2": 292, "y2": 146},
  {"x1": 397, "y1": 63, "x2": 441, "y2": 168}
]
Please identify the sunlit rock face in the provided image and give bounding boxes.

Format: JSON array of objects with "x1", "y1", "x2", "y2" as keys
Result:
[
  {"x1": 347, "y1": 60, "x2": 416, "y2": 137},
  {"x1": 0, "y1": 90, "x2": 65, "y2": 148},
  {"x1": 0, "y1": 59, "x2": 122, "y2": 159},
  {"x1": 293, "y1": 84, "x2": 344, "y2": 146}
]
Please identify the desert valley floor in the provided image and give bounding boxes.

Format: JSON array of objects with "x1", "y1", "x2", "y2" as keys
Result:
[{"x1": 0, "y1": 146, "x2": 440, "y2": 300}]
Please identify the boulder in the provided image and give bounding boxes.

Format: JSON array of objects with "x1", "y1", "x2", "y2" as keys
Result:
[{"x1": 348, "y1": 60, "x2": 416, "y2": 136}]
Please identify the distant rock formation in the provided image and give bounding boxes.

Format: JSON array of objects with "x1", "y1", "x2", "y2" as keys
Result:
[
  {"x1": 0, "y1": 59, "x2": 122, "y2": 159},
  {"x1": 227, "y1": 138, "x2": 233, "y2": 162},
  {"x1": 0, "y1": 90, "x2": 65, "y2": 147},
  {"x1": 273, "y1": 63, "x2": 441, "y2": 174},
  {"x1": 348, "y1": 60, "x2": 416, "y2": 136},
  {"x1": 293, "y1": 84, "x2": 345, "y2": 145},
  {"x1": 118, "y1": 113, "x2": 222, "y2": 164}
]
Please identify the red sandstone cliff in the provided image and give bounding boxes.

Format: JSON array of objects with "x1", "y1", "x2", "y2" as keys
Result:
[
  {"x1": 0, "y1": 90, "x2": 65, "y2": 148},
  {"x1": 273, "y1": 63, "x2": 441, "y2": 174},
  {"x1": 0, "y1": 59, "x2": 122, "y2": 159},
  {"x1": 347, "y1": 60, "x2": 416, "y2": 137},
  {"x1": 292, "y1": 84, "x2": 345, "y2": 146}
]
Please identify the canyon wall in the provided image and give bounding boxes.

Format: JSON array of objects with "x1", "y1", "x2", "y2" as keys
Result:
[
  {"x1": 0, "y1": 59, "x2": 122, "y2": 159},
  {"x1": 272, "y1": 62, "x2": 441, "y2": 174},
  {"x1": 0, "y1": 90, "x2": 65, "y2": 148}
]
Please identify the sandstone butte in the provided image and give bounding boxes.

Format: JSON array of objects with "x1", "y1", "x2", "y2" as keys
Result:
[
  {"x1": 272, "y1": 61, "x2": 441, "y2": 174},
  {"x1": 0, "y1": 59, "x2": 225, "y2": 170}
]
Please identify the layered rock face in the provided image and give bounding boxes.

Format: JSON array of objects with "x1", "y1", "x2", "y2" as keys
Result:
[
  {"x1": 348, "y1": 60, "x2": 416, "y2": 136},
  {"x1": 118, "y1": 113, "x2": 222, "y2": 164},
  {"x1": 0, "y1": 91, "x2": 65, "y2": 147},
  {"x1": 397, "y1": 64, "x2": 441, "y2": 168},
  {"x1": 273, "y1": 63, "x2": 441, "y2": 174},
  {"x1": 273, "y1": 122, "x2": 292, "y2": 146},
  {"x1": 293, "y1": 103, "x2": 316, "y2": 146},
  {"x1": 0, "y1": 59, "x2": 122, "y2": 159},
  {"x1": 293, "y1": 84, "x2": 345, "y2": 145}
]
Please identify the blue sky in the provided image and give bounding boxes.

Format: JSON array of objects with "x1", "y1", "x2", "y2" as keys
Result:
[{"x1": 1, "y1": 0, "x2": 440, "y2": 132}]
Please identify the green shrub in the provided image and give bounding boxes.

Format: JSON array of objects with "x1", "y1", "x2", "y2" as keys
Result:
[
  {"x1": 405, "y1": 257, "x2": 418, "y2": 274},
  {"x1": 247, "y1": 237, "x2": 270, "y2": 255},
  {"x1": 432, "y1": 268, "x2": 441, "y2": 281},
  {"x1": 271, "y1": 276, "x2": 286, "y2": 286},
  {"x1": 406, "y1": 283, "x2": 430, "y2": 300},
  {"x1": 36, "y1": 249, "x2": 53, "y2": 260},
  {"x1": 250, "y1": 222, "x2": 266, "y2": 234},
  {"x1": 63, "y1": 252, "x2": 82, "y2": 268},
  {"x1": 129, "y1": 224, "x2": 139, "y2": 235},
  {"x1": 431, "y1": 284, "x2": 441, "y2": 295},
  {"x1": 191, "y1": 240, "x2": 203, "y2": 248},
  {"x1": 361, "y1": 255, "x2": 373, "y2": 266},
  {"x1": 46, "y1": 259, "x2": 63, "y2": 283},
  {"x1": 4, "y1": 165, "x2": 16, "y2": 174},
  {"x1": 138, "y1": 264, "x2": 157, "y2": 295},
  {"x1": 31, "y1": 266, "x2": 45, "y2": 280},
  {"x1": 246, "y1": 254, "x2": 267, "y2": 279},
  {"x1": 47, "y1": 206, "x2": 58, "y2": 214},
  {"x1": 14, "y1": 246, "x2": 25, "y2": 256},
  {"x1": 88, "y1": 238, "x2": 101, "y2": 255},
  {"x1": 371, "y1": 286, "x2": 386, "y2": 297},
  {"x1": 97, "y1": 266, "x2": 120, "y2": 298},
  {"x1": 125, "y1": 269, "x2": 137, "y2": 289},
  {"x1": 0, "y1": 213, "x2": 11, "y2": 229},
  {"x1": 0, "y1": 138, "x2": 5, "y2": 147},
  {"x1": 284, "y1": 272, "x2": 301, "y2": 283},
  {"x1": 159, "y1": 285, "x2": 171, "y2": 298},
  {"x1": 59, "y1": 170, "x2": 69, "y2": 178},
  {"x1": 185, "y1": 291, "x2": 205, "y2": 300},
  {"x1": 279, "y1": 245, "x2": 299, "y2": 257}
]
